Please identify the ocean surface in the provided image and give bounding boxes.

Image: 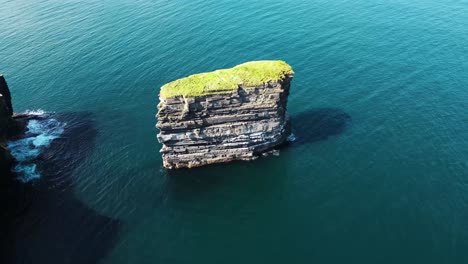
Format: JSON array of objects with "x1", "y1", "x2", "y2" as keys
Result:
[{"x1": 1, "y1": 0, "x2": 468, "y2": 263}]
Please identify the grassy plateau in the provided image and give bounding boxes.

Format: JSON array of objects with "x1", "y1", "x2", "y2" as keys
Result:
[{"x1": 160, "y1": 60, "x2": 294, "y2": 98}]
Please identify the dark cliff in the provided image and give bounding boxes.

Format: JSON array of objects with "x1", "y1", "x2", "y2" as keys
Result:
[
  {"x1": 0, "y1": 75, "x2": 22, "y2": 175},
  {"x1": 0, "y1": 75, "x2": 13, "y2": 117}
]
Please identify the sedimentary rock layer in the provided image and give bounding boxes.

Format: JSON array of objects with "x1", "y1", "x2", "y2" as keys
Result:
[{"x1": 156, "y1": 62, "x2": 293, "y2": 169}]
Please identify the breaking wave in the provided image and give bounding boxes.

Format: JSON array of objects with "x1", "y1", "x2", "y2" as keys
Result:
[
  {"x1": 22, "y1": 109, "x2": 48, "y2": 116},
  {"x1": 7, "y1": 112, "x2": 65, "y2": 182}
]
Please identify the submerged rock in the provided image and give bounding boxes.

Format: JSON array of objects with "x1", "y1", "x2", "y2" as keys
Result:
[{"x1": 156, "y1": 60, "x2": 294, "y2": 169}]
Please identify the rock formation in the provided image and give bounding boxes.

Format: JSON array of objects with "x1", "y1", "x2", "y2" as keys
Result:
[
  {"x1": 0, "y1": 75, "x2": 13, "y2": 117},
  {"x1": 0, "y1": 75, "x2": 23, "y2": 175},
  {"x1": 156, "y1": 60, "x2": 294, "y2": 169}
]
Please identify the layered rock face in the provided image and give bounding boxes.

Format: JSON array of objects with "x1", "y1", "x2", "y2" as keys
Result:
[{"x1": 156, "y1": 61, "x2": 294, "y2": 169}]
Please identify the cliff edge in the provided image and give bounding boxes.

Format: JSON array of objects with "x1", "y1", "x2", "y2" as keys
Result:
[
  {"x1": 156, "y1": 60, "x2": 294, "y2": 169},
  {"x1": 0, "y1": 75, "x2": 23, "y2": 175}
]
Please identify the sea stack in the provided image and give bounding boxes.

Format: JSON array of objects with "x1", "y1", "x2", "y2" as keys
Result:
[{"x1": 156, "y1": 60, "x2": 294, "y2": 169}]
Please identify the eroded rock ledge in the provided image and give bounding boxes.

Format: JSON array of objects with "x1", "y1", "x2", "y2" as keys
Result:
[{"x1": 156, "y1": 61, "x2": 294, "y2": 169}]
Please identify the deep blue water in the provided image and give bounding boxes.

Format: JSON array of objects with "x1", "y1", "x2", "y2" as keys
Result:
[{"x1": 2, "y1": 0, "x2": 468, "y2": 263}]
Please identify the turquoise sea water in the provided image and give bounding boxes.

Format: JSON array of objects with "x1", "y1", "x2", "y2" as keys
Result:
[{"x1": 2, "y1": 0, "x2": 468, "y2": 263}]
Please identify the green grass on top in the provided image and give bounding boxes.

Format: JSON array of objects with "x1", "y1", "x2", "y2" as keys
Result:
[{"x1": 160, "y1": 60, "x2": 294, "y2": 98}]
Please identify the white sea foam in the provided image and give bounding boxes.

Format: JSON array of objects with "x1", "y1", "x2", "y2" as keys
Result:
[
  {"x1": 6, "y1": 112, "x2": 65, "y2": 183},
  {"x1": 22, "y1": 109, "x2": 48, "y2": 116},
  {"x1": 14, "y1": 164, "x2": 41, "y2": 182},
  {"x1": 287, "y1": 133, "x2": 297, "y2": 142}
]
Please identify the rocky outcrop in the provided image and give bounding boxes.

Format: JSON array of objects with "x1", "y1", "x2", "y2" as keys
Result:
[
  {"x1": 0, "y1": 75, "x2": 23, "y2": 175},
  {"x1": 156, "y1": 61, "x2": 294, "y2": 169},
  {"x1": 0, "y1": 75, "x2": 13, "y2": 117},
  {"x1": 1, "y1": 75, "x2": 14, "y2": 140},
  {"x1": 0, "y1": 75, "x2": 24, "y2": 140}
]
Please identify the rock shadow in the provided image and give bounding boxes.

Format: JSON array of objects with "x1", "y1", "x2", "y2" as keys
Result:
[
  {"x1": 290, "y1": 108, "x2": 351, "y2": 144},
  {"x1": 163, "y1": 164, "x2": 232, "y2": 199},
  {"x1": 163, "y1": 155, "x2": 289, "y2": 202},
  {"x1": 1, "y1": 112, "x2": 121, "y2": 264},
  {"x1": 161, "y1": 108, "x2": 351, "y2": 198}
]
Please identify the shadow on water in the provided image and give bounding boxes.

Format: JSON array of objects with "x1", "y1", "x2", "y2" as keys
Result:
[
  {"x1": 162, "y1": 108, "x2": 351, "y2": 197},
  {"x1": 290, "y1": 108, "x2": 351, "y2": 144},
  {"x1": 163, "y1": 163, "x2": 234, "y2": 198},
  {"x1": 1, "y1": 112, "x2": 121, "y2": 264}
]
